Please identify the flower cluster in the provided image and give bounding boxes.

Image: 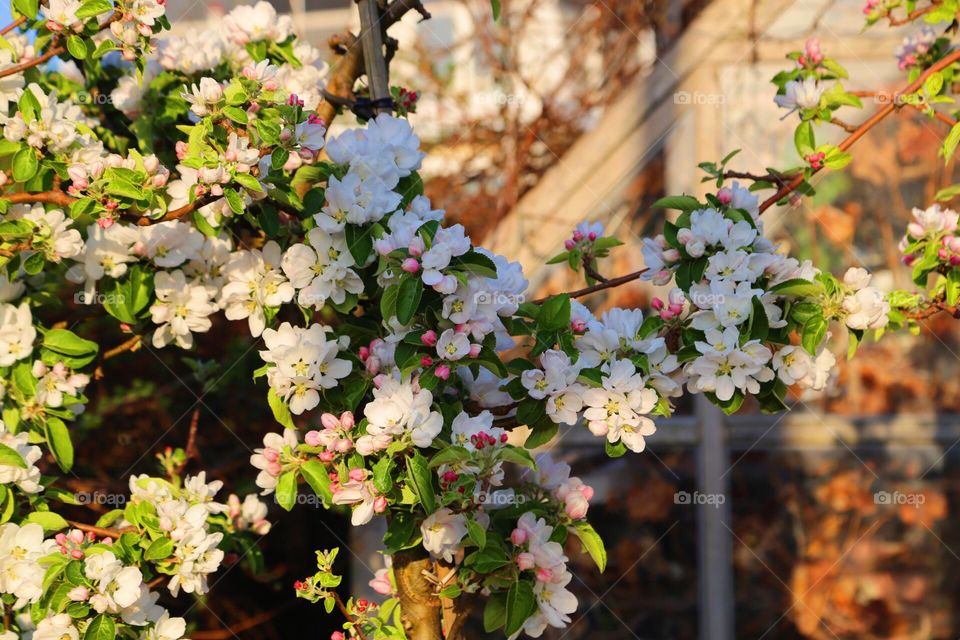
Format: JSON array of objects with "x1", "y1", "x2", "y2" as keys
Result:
[{"x1": 0, "y1": 521, "x2": 189, "y2": 640}]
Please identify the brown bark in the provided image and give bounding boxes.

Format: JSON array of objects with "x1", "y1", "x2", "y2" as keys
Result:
[
  {"x1": 393, "y1": 548, "x2": 443, "y2": 640},
  {"x1": 315, "y1": 0, "x2": 431, "y2": 126}
]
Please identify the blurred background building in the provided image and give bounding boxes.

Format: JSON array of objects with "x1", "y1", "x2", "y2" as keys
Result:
[{"x1": 97, "y1": 0, "x2": 960, "y2": 637}]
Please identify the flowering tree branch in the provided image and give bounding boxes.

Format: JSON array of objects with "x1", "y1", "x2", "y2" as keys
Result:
[{"x1": 760, "y1": 46, "x2": 960, "y2": 213}]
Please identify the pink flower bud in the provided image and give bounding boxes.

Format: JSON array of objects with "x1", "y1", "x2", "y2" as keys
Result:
[
  {"x1": 717, "y1": 187, "x2": 732, "y2": 204},
  {"x1": 651, "y1": 297, "x2": 664, "y2": 310},
  {"x1": 564, "y1": 239, "x2": 576, "y2": 250},
  {"x1": 516, "y1": 552, "x2": 535, "y2": 571},
  {"x1": 511, "y1": 528, "x2": 527, "y2": 545},
  {"x1": 677, "y1": 228, "x2": 692, "y2": 244},
  {"x1": 401, "y1": 258, "x2": 420, "y2": 273},
  {"x1": 305, "y1": 431, "x2": 322, "y2": 447},
  {"x1": 564, "y1": 494, "x2": 589, "y2": 520},
  {"x1": 420, "y1": 355, "x2": 434, "y2": 367},
  {"x1": 435, "y1": 364, "x2": 451, "y2": 380},
  {"x1": 408, "y1": 237, "x2": 425, "y2": 256},
  {"x1": 67, "y1": 586, "x2": 89, "y2": 601},
  {"x1": 331, "y1": 632, "x2": 345, "y2": 640},
  {"x1": 468, "y1": 344, "x2": 482, "y2": 358},
  {"x1": 571, "y1": 319, "x2": 587, "y2": 333},
  {"x1": 175, "y1": 141, "x2": 188, "y2": 160},
  {"x1": 267, "y1": 461, "x2": 282, "y2": 476},
  {"x1": 321, "y1": 413, "x2": 340, "y2": 431},
  {"x1": 319, "y1": 451, "x2": 335, "y2": 462},
  {"x1": 572, "y1": 230, "x2": 584, "y2": 242},
  {"x1": 349, "y1": 468, "x2": 366, "y2": 482},
  {"x1": 335, "y1": 439, "x2": 353, "y2": 454},
  {"x1": 70, "y1": 549, "x2": 84, "y2": 560},
  {"x1": 420, "y1": 330, "x2": 438, "y2": 347},
  {"x1": 340, "y1": 412, "x2": 355, "y2": 429},
  {"x1": 373, "y1": 496, "x2": 388, "y2": 513},
  {"x1": 588, "y1": 231, "x2": 597, "y2": 241},
  {"x1": 536, "y1": 568, "x2": 554, "y2": 582}
]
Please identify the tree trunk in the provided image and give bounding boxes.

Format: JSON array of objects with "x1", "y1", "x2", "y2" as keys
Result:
[{"x1": 393, "y1": 548, "x2": 443, "y2": 640}]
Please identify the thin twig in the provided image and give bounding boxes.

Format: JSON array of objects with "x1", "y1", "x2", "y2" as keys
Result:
[
  {"x1": 0, "y1": 15, "x2": 26, "y2": 35},
  {"x1": 759, "y1": 47, "x2": 960, "y2": 213},
  {"x1": 66, "y1": 520, "x2": 135, "y2": 539}
]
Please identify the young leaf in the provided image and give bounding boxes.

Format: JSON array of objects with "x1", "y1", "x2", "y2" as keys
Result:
[
  {"x1": 84, "y1": 614, "x2": 116, "y2": 640},
  {"x1": 570, "y1": 521, "x2": 607, "y2": 571},
  {"x1": 276, "y1": 470, "x2": 298, "y2": 511},
  {"x1": 504, "y1": 581, "x2": 537, "y2": 636},
  {"x1": 45, "y1": 417, "x2": 74, "y2": 472}
]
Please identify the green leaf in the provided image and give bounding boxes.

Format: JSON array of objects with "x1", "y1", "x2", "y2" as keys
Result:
[
  {"x1": 276, "y1": 470, "x2": 298, "y2": 511},
  {"x1": 770, "y1": 278, "x2": 823, "y2": 298},
  {"x1": 484, "y1": 594, "x2": 507, "y2": 632},
  {"x1": 224, "y1": 188, "x2": 245, "y2": 215},
  {"x1": 222, "y1": 106, "x2": 249, "y2": 124},
  {"x1": 43, "y1": 329, "x2": 99, "y2": 358},
  {"x1": 101, "y1": 266, "x2": 154, "y2": 324},
  {"x1": 924, "y1": 71, "x2": 944, "y2": 98},
  {"x1": 0, "y1": 219, "x2": 34, "y2": 240},
  {"x1": 490, "y1": 0, "x2": 501, "y2": 20},
  {"x1": 45, "y1": 417, "x2": 74, "y2": 472},
  {"x1": 144, "y1": 537, "x2": 174, "y2": 561},
  {"x1": 345, "y1": 223, "x2": 373, "y2": 266},
  {"x1": 24, "y1": 511, "x2": 69, "y2": 532},
  {"x1": 498, "y1": 445, "x2": 536, "y2": 470},
  {"x1": 83, "y1": 614, "x2": 116, "y2": 640},
  {"x1": 75, "y1": 0, "x2": 114, "y2": 19},
  {"x1": 504, "y1": 581, "x2": 537, "y2": 636},
  {"x1": 948, "y1": 270, "x2": 960, "y2": 307},
  {"x1": 372, "y1": 456, "x2": 394, "y2": 495},
  {"x1": 12, "y1": 147, "x2": 38, "y2": 183},
  {"x1": 794, "y1": 121, "x2": 815, "y2": 157},
  {"x1": 749, "y1": 296, "x2": 769, "y2": 341},
  {"x1": 0, "y1": 443, "x2": 26, "y2": 468},
  {"x1": 651, "y1": 195, "x2": 701, "y2": 212},
  {"x1": 301, "y1": 460, "x2": 333, "y2": 506},
  {"x1": 267, "y1": 388, "x2": 295, "y2": 429},
  {"x1": 12, "y1": 0, "x2": 38, "y2": 19},
  {"x1": 22, "y1": 251, "x2": 44, "y2": 275},
  {"x1": 538, "y1": 293, "x2": 570, "y2": 331},
  {"x1": 801, "y1": 315, "x2": 828, "y2": 356},
  {"x1": 943, "y1": 122, "x2": 960, "y2": 163},
  {"x1": 936, "y1": 184, "x2": 960, "y2": 202},
  {"x1": 406, "y1": 452, "x2": 436, "y2": 514},
  {"x1": 396, "y1": 276, "x2": 423, "y2": 326},
  {"x1": 234, "y1": 172, "x2": 264, "y2": 193},
  {"x1": 66, "y1": 35, "x2": 89, "y2": 60},
  {"x1": 466, "y1": 518, "x2": 487, "y2": 548},
  {"x1": 571, "y1": 522, "x2": 607, "y2": 571}
]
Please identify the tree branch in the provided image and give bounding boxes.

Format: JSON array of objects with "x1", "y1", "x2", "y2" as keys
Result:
[
  {"x1": 0, "y1": 15, "x2": 26, "y2": 35},
  {"x1": 2, "y1": 189, "x2": 77, "y2": 208},
  {"x1": 759, "y1": 47, "x2": 960, "y2": 213},
  {"x1": 316, "y1": 0, "x2": 431, "y2": 126},
  {"x1": 66, "y1": 520, "x2": 135, "y2": 539}
]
